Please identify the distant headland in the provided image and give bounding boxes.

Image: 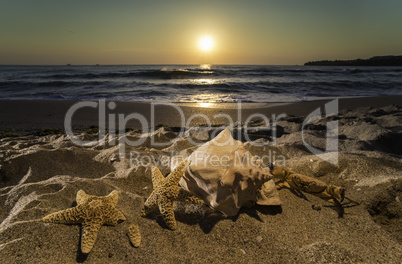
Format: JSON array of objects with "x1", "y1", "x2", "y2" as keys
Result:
[{"x1": 304, "y1": 55, "x2": 402, "y2": 66}]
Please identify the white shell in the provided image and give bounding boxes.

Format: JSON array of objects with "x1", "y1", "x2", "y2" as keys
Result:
[{"x1": 177, "y1": 129, "x2": 282, "y2": 216}]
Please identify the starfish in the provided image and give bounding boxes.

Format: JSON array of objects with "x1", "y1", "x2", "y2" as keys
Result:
[
  {"x1": 127, "y1": 224, "x2": 141, "y2": 248},
  {"x1": 141, "y1": 161, "x2": 204, "y2": 230},
  {"x1": 43, "y1": 190, "x2": 126, "y2": 254}
]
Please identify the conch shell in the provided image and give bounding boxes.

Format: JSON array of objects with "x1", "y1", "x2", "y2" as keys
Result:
[{"x1": 174, "y1": 129, "x2": 282, "y2": 216}]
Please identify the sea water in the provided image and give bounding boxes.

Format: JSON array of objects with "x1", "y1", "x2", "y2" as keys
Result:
[{"x1": 0, "y1": 64, "x2": 401, "y2": 103}]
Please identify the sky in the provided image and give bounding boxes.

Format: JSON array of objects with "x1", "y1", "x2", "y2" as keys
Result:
[{"x1": 1, "y1": 0, "x2": 402, "y2": 65}]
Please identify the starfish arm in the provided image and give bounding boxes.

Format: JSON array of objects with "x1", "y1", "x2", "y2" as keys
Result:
[
  {"x1": 159, "y1": 196, "x2": 176, "y2": 230},
  {"x1": 128, "y1": 224, "x2": 141, "y2": 248},
  {"x1": 177, "y1": 188, "x2": 205, "y2": 205},
  {"x1": 151, "y1": 165, "x2": 165, "y2": 187},
  {"x1": 141, "y1": 191, "x2": 159, "y2": 217},
  {"x1": 164, "y1": 185, "x2": 181, "y2": 200},
  {"x1": 81, "y1": 219, "x2": 103, "y2": 254},
  {"x1": 104, "y1": 190, "x2": 119, "y2": 207},
  {"x1": 43, "y1": 206, "x2": 83, "y2": 224},
  {"x1": 103, "y1": 206, "x2": 126, "y2": 226},
  {"x1": 76, "y1": 190, "x2": 88, "y2": 205},
  {"x1": 166, "y1": 160, "x2": 187, "y2": 186}
]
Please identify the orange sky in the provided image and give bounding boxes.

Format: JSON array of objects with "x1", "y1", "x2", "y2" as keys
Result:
[{"x1": 1, "y1": 0, "x2": 402, "y2": 65}]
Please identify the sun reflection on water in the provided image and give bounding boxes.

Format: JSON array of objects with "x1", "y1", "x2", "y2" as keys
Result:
[
  {"x1": 199, "y1": 102, "x2": 213, "y2": 107},
  {"x1": 200, "y1": 64, "x2": 211, "y2": 70},
  {"x1": 189, "y1": 93, "x2": 222, "y2": 107},
  {"x1": 191, "y1": 78, "x2": 216, "y2": 85}
]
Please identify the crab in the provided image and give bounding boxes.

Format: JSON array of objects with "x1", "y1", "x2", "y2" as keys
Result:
[{"x1": 268, "y1": 163, "x2": 359, "y2": 209}]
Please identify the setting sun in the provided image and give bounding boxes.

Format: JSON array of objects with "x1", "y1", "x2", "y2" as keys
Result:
[{"x1": 199, "y1": 36, "x2": 214, "y2": 51}]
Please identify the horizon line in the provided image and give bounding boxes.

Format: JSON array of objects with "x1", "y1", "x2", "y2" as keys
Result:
[
  {"x1": 0, "y1": 63, "x2": 303, "y2": 67},
  {"x1": 2, "y1": 55, "x2": 400, "y2": 67}
]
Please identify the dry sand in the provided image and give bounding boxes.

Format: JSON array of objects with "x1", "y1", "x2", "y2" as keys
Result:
[{"x1": 0, "y1": 96, "x2": 401, "y2": 263}]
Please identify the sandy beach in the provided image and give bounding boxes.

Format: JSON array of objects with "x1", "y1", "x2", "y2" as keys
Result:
[
  {"x1": 0, "y1": 96, "x2": 401, "y2": 263},
  {"x1": 1, "y1": 95, "x2": 402, "y2": 132}
]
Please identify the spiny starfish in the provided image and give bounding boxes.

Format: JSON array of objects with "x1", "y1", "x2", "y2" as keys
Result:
[
  {"x1": 43, "y1": 190, "x2": 126, "y2": 254},
  {"x1": 141, "y1": 161, "x2": 204, "y2": 230}
]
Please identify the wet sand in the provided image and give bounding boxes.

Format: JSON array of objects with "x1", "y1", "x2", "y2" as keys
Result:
[{"x1": 1, "y1": 95, "x2": 402, "y2": 132}]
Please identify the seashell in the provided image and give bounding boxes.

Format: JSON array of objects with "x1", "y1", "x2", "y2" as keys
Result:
[{"x1": 176, "y1": 129, "x2": 282, "y2": 216}]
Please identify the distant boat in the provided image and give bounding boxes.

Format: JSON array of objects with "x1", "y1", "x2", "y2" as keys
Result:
[{"x1": 66, "y1": 64, "x2": 71, "y2": 66}]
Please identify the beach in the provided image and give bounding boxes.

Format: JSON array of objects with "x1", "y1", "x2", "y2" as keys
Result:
[
  {"x1": 0, "y1": 96, "x2": 401, "y2": 263},
  {"x1": 1, "y1": 95, "x2": 402, "y2": 132}
]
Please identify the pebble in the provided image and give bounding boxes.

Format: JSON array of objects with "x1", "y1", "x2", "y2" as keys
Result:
[
  {"x1": 239, "y1": 249, "x2": 247, "y2": 255},
  {"x1": 312, "y1": 204, "x2": 322, "y2": 211},
  {"x1": 255, "y1": 236, "x2": 263, "y2": 245}
]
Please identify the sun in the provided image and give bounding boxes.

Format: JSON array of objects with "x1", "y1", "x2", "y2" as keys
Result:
[{"x1": 199, "y1": 36, "x2": 214, "y2": 51}]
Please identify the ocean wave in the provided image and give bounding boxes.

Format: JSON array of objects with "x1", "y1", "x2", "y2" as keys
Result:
[
  {"x1": 41, "y1": 68, "x2": 221, "y2": 80},
  {"x1": 1, "y1": 65, "x2": 401, "y2": 103},
  {"x1": 0, "y1": 80, "x2": 114, "y2": 89}
]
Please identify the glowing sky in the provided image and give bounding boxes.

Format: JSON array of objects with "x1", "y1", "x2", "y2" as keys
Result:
[{"x1": 1, "y1": 0, "x2": 402, "y2": 65}]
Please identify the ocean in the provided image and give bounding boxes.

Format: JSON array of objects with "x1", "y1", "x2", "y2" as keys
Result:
[{"x1": 0, "y1": 64, "x2": 401, "y2": 103}]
